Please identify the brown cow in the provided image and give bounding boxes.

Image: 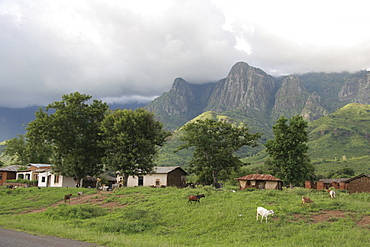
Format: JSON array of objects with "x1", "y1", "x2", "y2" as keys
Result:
[
  {"x1": 64, "y1": 194, "x2": 73, "y2": 203},
  {"x1": 188, "y1": 194, "x2": 205, "y2": 203},
  {"x1": 301, "y1": 196, "x2": 314, "y2": 206}
]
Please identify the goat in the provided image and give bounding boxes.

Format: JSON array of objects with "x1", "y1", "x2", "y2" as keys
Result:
[
  {"x1": 77, "y1": 192, "x2": 83, "y2": 199},
  {"x1": 256, "y1": 207, "x2": 274, "y2": 223},
  {"x1": 327, "y1": 190, "x2": 336, "y2": 199},
  {"x1": 64, "y1": 194, "x2": 73, "y2": 203},
  {"x1": 188, "y1": 194, "x2": 205, "y2": 203},
  {"x1": 301, "y1": 196, "x2": 314, "y2": 206}
]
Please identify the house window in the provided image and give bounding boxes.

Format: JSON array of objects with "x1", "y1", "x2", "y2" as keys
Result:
[
  {"x1": 54, "y1": 175, "x2": 60, "y2": 184},
  {"x1": 18, "y1": 174, "x2": 24, "y2": 179},
  {"x1": 155, "y1": 179, "x2": 160, "y2": 186},
  {"x1": 41, "y1": 177, "x2": 46, "y2": 183},
  {"x1": 0, "y1": 174, "x2": 2, "y2": 180}
]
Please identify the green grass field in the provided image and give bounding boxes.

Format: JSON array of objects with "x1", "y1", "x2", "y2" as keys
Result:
[{"x1": 0, "y1": 186, "x2": 369, "y2": 247}]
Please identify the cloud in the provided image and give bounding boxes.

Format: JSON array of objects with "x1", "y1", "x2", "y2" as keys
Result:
[{"x1": 1, "y1": 0, "x2": 370, "y2": 108}]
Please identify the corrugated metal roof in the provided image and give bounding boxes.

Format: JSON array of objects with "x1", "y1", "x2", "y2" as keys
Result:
[
  {"x1": 153, "y1": 166, "x2": 184, "y2": 174},
  {"x1": 29, "y1": 163, "x2": 53, "y2": 168},
  {"x1": 0, "y1": 165, "x2": 22, "y2": 172},
  {"x1": 235, "y1": 174, "x2": 282, "y2": 181}
]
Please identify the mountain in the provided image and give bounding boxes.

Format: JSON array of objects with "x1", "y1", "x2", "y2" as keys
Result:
[
  {"x1": 0, "y1": 106, "x2": 40, "y2": 142},
  {"x1": 145, "y1": 62, "x2": 370, "y2": 136},
  {"x1": 0, "y1": 102, "x2": 146, "y2": 142},
  {"x1": 145, "y1": 62, "x2": 370, "y2": 175}
]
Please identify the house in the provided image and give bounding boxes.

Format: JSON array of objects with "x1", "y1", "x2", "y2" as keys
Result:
[
  {"x1": 234, "y1": 174, "x2": 283, "y2": 190},
  {"x1": 37, "y1": 168, "x2": 76, "y2": 188},
  {"x1": 0, "y1": 165, "x2": 22, "y2": 185},
  {"x1": 340, "y1": 174, "x2": 370, "y2": 194},
  {"x1": 306, "y1": 174, "x2": 370, "y2": 194},
  {"x1": 16, "y1": 164, "x2": 53, "y2": 181},
  {"x1": 126, "y1": 166, "x2": 187, "y2": 188},
  {"x1": 305, "y1": 178, "x2": 349, "y2": 190}
]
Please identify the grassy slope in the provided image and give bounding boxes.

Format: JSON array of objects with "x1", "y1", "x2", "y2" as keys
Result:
[
  {"x1": 245, "y1": 103, "x2": 370, "y2": 176},
  {"x1": 1, "y1": 186, "x2": 370, "y2": 247}
]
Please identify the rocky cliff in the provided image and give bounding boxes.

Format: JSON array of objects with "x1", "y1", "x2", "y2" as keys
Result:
[{"x1": 146, "y1": 62, "x2": 369, "y2": 134}]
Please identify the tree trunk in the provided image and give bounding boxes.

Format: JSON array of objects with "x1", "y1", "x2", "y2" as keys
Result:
[
  {"x1": 123, "y1": 173, "x2": 129, "y2": 187},
  {"x1": 213, "y1": 170, "x2": 219, "y2": 188},
  {"x1": 290, "y1": 183, "x2": 293, "y2": 189}
]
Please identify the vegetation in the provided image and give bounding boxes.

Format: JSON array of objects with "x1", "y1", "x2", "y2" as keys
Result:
[
  {"x1": 1, "y1": 186, "x2": 370, "y2": 246},
  {"x1": 100, "y1": 109, "x2": 171, "y2": 186},
  {"x1": 265, "y1": 115, "x2": 314, "y2": 187},
  {"x1": 176, "y1": 119, "x2": 262, "y2": 187},
  {"x1": 26, "y1": 92, "x2": 109, "y2": 186},
  {"x1": 3, "y1": 135, "x2": 28, "y2": 165}
]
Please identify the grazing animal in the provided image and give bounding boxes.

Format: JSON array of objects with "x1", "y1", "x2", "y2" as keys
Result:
[
  {"x1": 64, "y1": 194, "x2": 73, "y2": 203},
  {"x1": 327, "y1": 190, "x2": 336, "y2": 199},
  {"x1": 77, "y1": 192, "x2": 83, "y2": 199},
  {"x1": 301, "y1": 196, "x2": 314, "y2": 206},
  {"x1": 188, "y1": 194, "x2": 205, "y2": 203},
  {"x1": 256, "y1": 207, "x2": 274, "y2": 223}
]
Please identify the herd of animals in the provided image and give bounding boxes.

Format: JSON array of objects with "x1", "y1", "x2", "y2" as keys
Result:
[{"x1": 62, "y1": 189, "x2": 337, "y2": 223}]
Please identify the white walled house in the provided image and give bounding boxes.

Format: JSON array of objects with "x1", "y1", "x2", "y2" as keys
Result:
[
  {"x1": 16, "y1": 164, "x2": 53, "y2": 181},
  {"x1": 126, "y1": 166, "x2": 187, "y2": 188},
  {"x1": 38, "y1": 170, "x2": 75, "y2": 188}
]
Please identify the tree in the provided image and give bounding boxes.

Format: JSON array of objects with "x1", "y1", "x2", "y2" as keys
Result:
[
  {"x1": 176, "y1": 119, "x2": 261, "y2": 187},
  {"x1": 265, "y1": 115, "x2": 314, "y2": 188},
  {"x1": 3, "y1": 135, "x2": 28, "y2": 165},
  {"x1": 26, "y1": 92, "x2": 108, "y2": 186},
  {"x1": 26, "y1": 109, "x2": 54, "y2": 164},
  {"x1": 100, "y1": 108, "x2": 171, "y2": 186}
]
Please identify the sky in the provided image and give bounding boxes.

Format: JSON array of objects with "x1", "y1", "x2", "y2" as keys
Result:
[{"x1": 1, "y1": 0, "x2": 370, "y2": 108}]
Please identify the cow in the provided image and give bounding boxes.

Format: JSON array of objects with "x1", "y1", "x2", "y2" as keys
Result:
[
  {"x1": 188, "y1": 194, "x2": 205, "y2": 203},
  {"x1": 301, "y1": 196, "x2": 314, "y2": 206},
  {"x1": 64, "y1": 194, "x2": 73, "y2": 203}
]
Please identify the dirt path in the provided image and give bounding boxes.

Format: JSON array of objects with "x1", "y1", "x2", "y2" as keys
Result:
[{"x1": 22, "y1": 191, "x2": 125, "y2": 214}]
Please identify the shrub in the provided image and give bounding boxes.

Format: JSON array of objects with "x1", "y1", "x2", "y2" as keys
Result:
[{"x1": 44, "y1": 204, "x2": 107, "y2": 220}]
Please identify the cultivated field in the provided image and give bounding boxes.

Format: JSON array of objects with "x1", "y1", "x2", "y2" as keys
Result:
[{"x1": 0, "y1": 186, "x2": 369, "y2": 246}]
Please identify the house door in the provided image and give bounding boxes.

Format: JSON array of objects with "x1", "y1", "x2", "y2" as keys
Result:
[{"x1": 138, "y1": 176, "x2": 144, "y2": 186}]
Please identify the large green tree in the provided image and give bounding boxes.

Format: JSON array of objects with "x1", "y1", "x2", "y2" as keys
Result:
[
  {"x1": 265, "y1": 115, "x2": 314, "y2": 188},
  {"x1": 26, "y1": 92, "x2": 108, "y2": 186},
  {"x1": 176, "y1": 119, "x2": 261, "y2": 187},
  {"x1": 100, "y1": 108, "x2": 171, "y2": 186},
  {"x1": 4, "y1": 135, "x2": 28, "y2": 165}
]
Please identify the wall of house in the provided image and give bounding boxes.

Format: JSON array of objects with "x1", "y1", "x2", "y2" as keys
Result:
[
  {"x1": 348, "y1": 176, "x2": 370, "y2": 194},
  {"x1": 167, "y1": 169, "x2": 187, "y2": 187},
  {"x1": 0, "y1": 172, "x2": 16, "y2": 185},
  {"x1": 38, "y1": 173, "x2": 75, "y2": 188},
  {"x1": 265, "y1": 181, "x2": 279, "y2": 189},
  {"x1": 127, "y1": 174, "x2": 167, "y2": 187}
]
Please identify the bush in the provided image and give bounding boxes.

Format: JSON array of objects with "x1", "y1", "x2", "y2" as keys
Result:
[{"x1": 44, "y1": 204, "x2": 107, "y2": 220}]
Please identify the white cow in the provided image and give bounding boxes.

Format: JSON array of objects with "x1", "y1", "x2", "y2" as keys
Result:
[
  {"x1": 327, "y1": 190, "x2": 336, "y2": 199},
  {"x1": 256, "y1": 207, "x2": 274, "y2": 223}
]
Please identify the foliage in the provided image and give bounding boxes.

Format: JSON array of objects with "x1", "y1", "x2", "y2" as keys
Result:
[
  {"x1": 3, "y1": 135, "x2": 28, "y2": 165},
  {"x1": 26, "y1": 92, "x2": 108, "y2": 185},
  {"x1": 265, "y1": 115, "x2": 314, "y2": 187},
  {"x1": 6, "y1": 179, "x2": 38, "y2": 185},
  {"x1": 45, "y1": 204, "x2": 106, "y2": 220},
  {"x1": 100, "y1": 109, "x2": 171, "y2": 186},
  {"x1": 1, "y1": 187, "x2": 370, "y2": 246},
  {"x1": 176, "y1": 118, "x2": 261, "y2": 187}
]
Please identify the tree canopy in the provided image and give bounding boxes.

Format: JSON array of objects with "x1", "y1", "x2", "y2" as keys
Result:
[
  {"x1": 265, "y1": 115, "x2": 314, "y2": 187},
  {"x1": 100, "y1": 108, "x2": 171, "y2": 186},
  {"x1": 3, "y1": 135, "x2": 28, "y2": 165},
  {"x1": 26, "y1": 92, "x2": 108, "y2": 185},
  {"x1": 176, "y1": 119, "x2": 261, "y2": 187}
]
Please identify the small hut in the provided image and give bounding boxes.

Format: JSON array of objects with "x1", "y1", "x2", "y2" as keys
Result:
[{"x1": 235, "y1": 174, "x2": 283, "y2": 190}]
